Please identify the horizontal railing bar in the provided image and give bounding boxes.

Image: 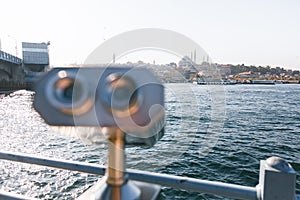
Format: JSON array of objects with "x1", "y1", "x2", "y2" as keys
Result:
[
  {"x1": 0, "y1": 151, "x2": 258, "y2": 200},
  {"x1": 0, "y1": 151, "x2": 106, "y2": 175},
  {"x1": 128, "y1": 169, "x2": 257, "y2": 200}
]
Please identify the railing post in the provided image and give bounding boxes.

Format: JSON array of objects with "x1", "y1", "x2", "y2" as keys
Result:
[{"x1": 256, "y1": 156, "x2": 297, "y2": 200}]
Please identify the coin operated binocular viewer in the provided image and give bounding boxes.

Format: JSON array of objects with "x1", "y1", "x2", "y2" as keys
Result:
[{"x1": 34, "y1": 67, "x2": 165, "y2": 200}]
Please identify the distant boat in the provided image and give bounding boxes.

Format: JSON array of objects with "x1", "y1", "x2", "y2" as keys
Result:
[
  {"x1": 196, "y1": 78, "x2": 237, "y2": 85},
  {"x1": 251, "y1": 80, "x2": 275, "y2": 85}
]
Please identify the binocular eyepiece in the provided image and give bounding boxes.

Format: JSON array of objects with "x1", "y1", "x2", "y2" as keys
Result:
[
  {"x1": 33, "y1": 67, "x2": 165, "y2": 146},
  {"x1": 45, "y1": 70, "x2": 93, "y2": 116}
]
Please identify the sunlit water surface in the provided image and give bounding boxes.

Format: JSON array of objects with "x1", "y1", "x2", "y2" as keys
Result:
[{"x1": 0, "y1": 83, "x2": 299, "y2": 199}]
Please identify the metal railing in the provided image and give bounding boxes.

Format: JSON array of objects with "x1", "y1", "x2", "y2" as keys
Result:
[
  {"x1": 0, "y1": 50, "x2": 22, "y2": 65},
  {"x1": 0, "y1": 151, "x2": 299, "y2": 200}
]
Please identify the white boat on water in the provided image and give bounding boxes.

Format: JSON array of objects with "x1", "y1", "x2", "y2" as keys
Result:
[{"x1": 251, "y1": 80, "x2": 275, "y2": 85}]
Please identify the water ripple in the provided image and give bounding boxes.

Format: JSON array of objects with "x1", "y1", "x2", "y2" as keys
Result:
[{"x1": 0, "y1": 84, "x2": 299, "y2": 199}]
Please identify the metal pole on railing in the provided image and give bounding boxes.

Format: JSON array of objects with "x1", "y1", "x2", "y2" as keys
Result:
[{"x1": 256, "y1": 157, "x2": 297, "y2": 200}]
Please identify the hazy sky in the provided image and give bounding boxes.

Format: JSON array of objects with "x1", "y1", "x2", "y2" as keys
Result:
[{"x1": 0, "y1": 0, "x2": 299, "y2": 70}]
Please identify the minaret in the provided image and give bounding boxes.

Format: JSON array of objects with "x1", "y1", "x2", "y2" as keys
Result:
[
  {"x1": 194, "y1": 49, "x2": 196, "y2": 63},
  {"x1": 113, "y1": 53, "x2": 115, "y2": 63}
]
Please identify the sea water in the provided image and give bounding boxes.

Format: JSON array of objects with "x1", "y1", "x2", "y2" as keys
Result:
[{"x1": 0, "y1": 83, "x2": 299, "y2": 199}]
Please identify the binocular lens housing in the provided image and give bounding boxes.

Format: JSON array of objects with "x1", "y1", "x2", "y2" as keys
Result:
[
  {"x1": 55, "y1": 78, "x2": 78, "y2": 104},
  {"x1": 34, "y1": 67, "x2": 165, "y2": 146},
  {"x1": 101, "y1": 73, "x2": 142, "y2": 117},
  {"x1": 45, "y1": 70, "x2": 92, "y2": 115}
]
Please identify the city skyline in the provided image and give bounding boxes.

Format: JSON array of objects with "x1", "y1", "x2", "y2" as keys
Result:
[{"x1": 0, "y1": 0, "x2": 299, "y2": 70}]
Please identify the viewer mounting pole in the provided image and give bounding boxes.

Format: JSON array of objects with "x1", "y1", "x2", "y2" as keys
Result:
[{"x1": 105, "y1": 127, "x2": 126, "y2": 200}]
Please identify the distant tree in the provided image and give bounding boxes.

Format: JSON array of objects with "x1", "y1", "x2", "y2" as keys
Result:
[
  {"x1": 230, "y1": 65, "x2": 239, "y2": 74},
  {"x1": 169, "y1": 62, "x2": 177, "y2": 67},
  {"x1": 250, "y1": 65, "x2": 258, "y2": 72},
  {"x1": 258, "y1": 66, "x2": 267, "y2": 75},
  {"x1": 270, "y1": 68, "x2": 276, "y2": 75},
  {"x1": 293, "y1": 70, "x2": 300, "y2": 75},
  {"x1": 245, "y1": 66, "x2": 250, "y2": 72}
]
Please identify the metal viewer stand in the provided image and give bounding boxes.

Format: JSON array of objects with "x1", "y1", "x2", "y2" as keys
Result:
[{"x1": 33, "y1": 67, "x2": 165, "y2": 200}]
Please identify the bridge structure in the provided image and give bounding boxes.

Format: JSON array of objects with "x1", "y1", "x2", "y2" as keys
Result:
[
  {"x1": 0, "y1": 41, "x2": 49, "y2": 91},
  {"x1": 0, "y1": 50, "x2": 24, "y2": 85}
]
